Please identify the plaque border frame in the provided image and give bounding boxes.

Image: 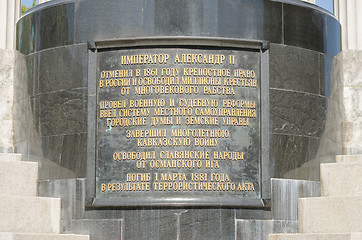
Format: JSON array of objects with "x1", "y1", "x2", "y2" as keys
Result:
[{"x1": 86, "y1": 37, "x2": 270, "y2": 207}]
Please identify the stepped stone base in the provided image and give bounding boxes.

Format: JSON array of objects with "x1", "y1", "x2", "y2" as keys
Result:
[
  {"x1": 61, "y1": 219, "x2": 122, "y2": 240},
  {"x1": 0, "y1": 160, "x2": 38, "y2": 196},
  {"x1": 0, "y1": 153, "x2": 21, "y2": 162},
  {"x1": 234, "y1": 179, "x2": 320, "y2": 240},
  {"x1": 0, "y1": 233, "x2": 89, "y2": 240},
  {"x1": 298, "y1": 196, "x2": 362, "y2": 233},
  {"x1": 269, "y1": 233, "x2": 362, "y2": 240},
  {"x1": 321, "y1": 162, "x2": 362, "y2": 196},
  {"x1": 336, "y1": 155, "x2": 362, "y2": 163},
  {"x1": 236, "y1": 220, "x2": 297, "y2": 240},
  {"x1": 0, "y1": 195, "x2": 60, "y2": 234},
  {"x1": 270, "y1": 178, "x2": 320, "y2": 220},
  {"x1": 39, "y1": 178, "x2": 85, "y2": 220}
]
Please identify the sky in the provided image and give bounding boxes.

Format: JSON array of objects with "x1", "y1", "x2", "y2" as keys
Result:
[
  {"x1": 22, "y1": 0, "x2": 334, "y2": 13},
  {"x1": 316, "y1": 0, "x2": 334, "y2": 13},
  {"x1": 22, "y1": 0, "x2": 38, "y2": 7}
]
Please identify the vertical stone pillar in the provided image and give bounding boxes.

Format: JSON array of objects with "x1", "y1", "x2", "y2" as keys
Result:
[
  {"x1": 0, "y1": 50, "x2": 17, "y2": 153},
  {"x1": 0, "y1": 0, "x2": 21, "y2": 50},
  {"x1": 334, "y1": 0, "x2": 362, "y2": 50},
  {"x1": 334, "y1": 0, "x2": 362, "y2": 154},
  {"x1": 0, "y1": 0, "x2": 21, "y2": 152}
]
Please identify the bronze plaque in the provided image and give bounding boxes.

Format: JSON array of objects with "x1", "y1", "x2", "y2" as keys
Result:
[{"x1": 93, "y1": 46, "x2": 263, "y2": 206}]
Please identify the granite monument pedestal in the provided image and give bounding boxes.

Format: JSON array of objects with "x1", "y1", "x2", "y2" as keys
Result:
[{"x1": 15, "y1": 0, "x2": 343, "y2": 239}]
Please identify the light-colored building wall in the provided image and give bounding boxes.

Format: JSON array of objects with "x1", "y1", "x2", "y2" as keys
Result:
[
  {"x1": 334, "y1": 0, "x2": 362, "y2": 50},
  {"x1": 0, "y1": 0, "x2": 21, "y2": 50},
  {"x1": 0, "y1": 0, "x2": 21, "y2": 152},
  {"x1": 334, "y1": 0, "x2": 362, "y2": 154}
]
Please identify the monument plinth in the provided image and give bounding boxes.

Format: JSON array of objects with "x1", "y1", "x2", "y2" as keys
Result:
[{"x1": 16, "y1": 0, "x2": 343, "y2": 239}]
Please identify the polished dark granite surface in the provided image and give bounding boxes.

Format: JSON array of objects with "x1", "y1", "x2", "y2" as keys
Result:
[
  {"x1": 38, "y1": 89, "x2": 87, "y2": 136},
  {"x1": 270, "y1": 44, "x2": 321, "y2": 95},
  {"x1": 37, "y1": 3, "x2": 74, "y2": 51},
  {"x1": 270, "y1": 89, "x2": 326, "y2": 137},
  {"x1": 16, "y1": 12, "x2": 35, "y2": 55},
  {"x1": 15, "y1": 0, "x2": 343, "y2": 239},
  {"x1": 17, "y1": 0, "x2": 340, "y2": 57},
  {"x1": 15, "y1": 0, "x2": 343, "y2": 191},
  {"x1": 37, "y1": 177, "x2": 320, "y2": 240}
]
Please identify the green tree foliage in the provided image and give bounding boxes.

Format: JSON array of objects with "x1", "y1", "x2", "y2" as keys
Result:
[
  {"x1": 21, "y1": 0, "x2": 37, "y2": 15},
  {"x1": 21, "y1": 5, "x2": 29, "y2": 14}
]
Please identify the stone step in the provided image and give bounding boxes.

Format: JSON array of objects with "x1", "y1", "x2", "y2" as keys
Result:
[
  {"x1": 269, "y1": 233, "x2": 362, "y2": 240},
  {"x1": 236, "y1": 219, "x2": 297, "y2": 240},
  {"x1": 298, "y1": 196, "x2": 362, "y2": 233},
  {"x1": 0, "y1": 233, "x2": 89, "y2": 240},
  {"x1": 0, "y1": 195, "x2": 60, "y2": 234},
  {"x1": 336, "y1": 155, "x2": 362, "y2": 163},
  {"x1": 320, "y1": 162, "x2": 362, "y2": 197},
  {"x1": 0, "y1": 153, "x2": 22, "y2": 162},
  {"x1": 0, "y1": 160, "x2": 38, "y2": 196}
]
